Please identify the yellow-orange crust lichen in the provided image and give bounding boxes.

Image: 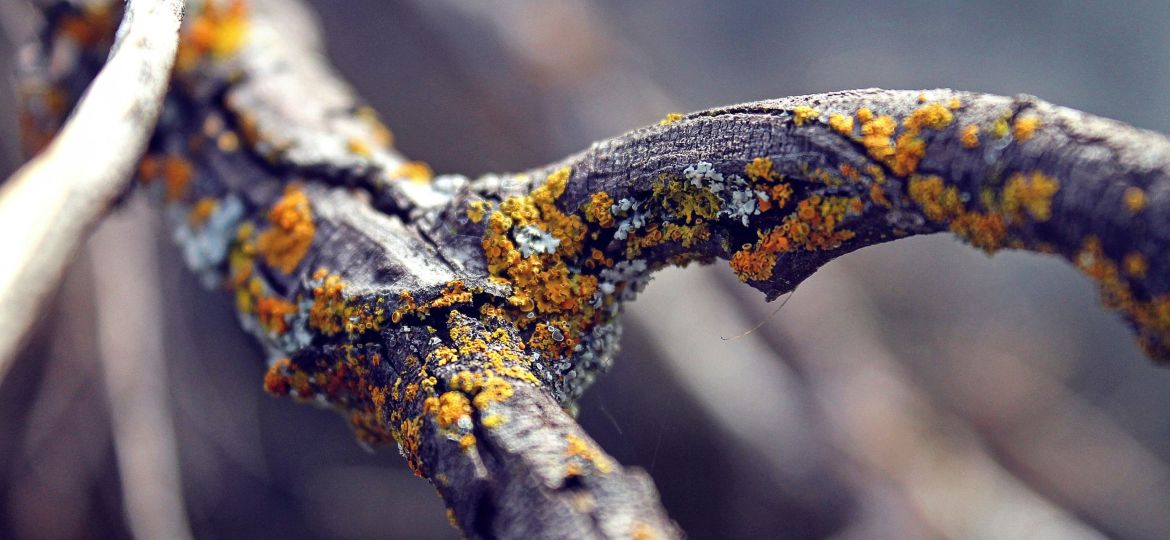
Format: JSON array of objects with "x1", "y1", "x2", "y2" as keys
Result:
[{"x1": 257, "y1": 186, "x2": 315, "y2": 274}]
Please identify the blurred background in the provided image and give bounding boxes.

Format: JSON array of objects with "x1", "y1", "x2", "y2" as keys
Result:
[{"x1": 2, "y1": 1, "x2": 1170, "y2": 538}]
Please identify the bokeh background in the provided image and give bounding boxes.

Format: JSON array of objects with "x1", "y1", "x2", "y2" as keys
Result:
[{"x1": 2, "y1": 1, "x2": 1170, "y2": 538}]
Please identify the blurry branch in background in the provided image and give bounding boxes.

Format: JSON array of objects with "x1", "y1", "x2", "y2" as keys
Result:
[
  {"x1": 14, "y1": 0, "x2": 1170, "y2": 538},
  {"x1": 0, "y1": 0, "x2": 184, "y2": 375},
  {"x1": 89, "y1": 199, "x2": 194, "y2": 540}
]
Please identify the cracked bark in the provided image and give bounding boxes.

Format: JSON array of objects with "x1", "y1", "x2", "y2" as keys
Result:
[{"x1": 14, "y1": 1, "x2": 1170, "y2": 538}]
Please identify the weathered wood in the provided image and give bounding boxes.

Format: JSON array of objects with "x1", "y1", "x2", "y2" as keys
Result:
[{"x1": 15, "y1": 0, "x2": 1170, "y2": 538}]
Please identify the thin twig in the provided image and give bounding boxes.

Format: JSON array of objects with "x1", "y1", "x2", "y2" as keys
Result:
[
  {"x1": 90, "y1": 197, "x2": 194, "y2": 540},
  {"x1": 0, "y1": 0, "x2": 185, "y2": 375}
]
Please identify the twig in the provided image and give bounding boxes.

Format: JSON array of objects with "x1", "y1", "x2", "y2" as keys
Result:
[
  {"x1": 0, "y1": 0, "x2": 184, "y2": 375},
  {"x1": 89, "y1": 197, "x2": 194, "y2": 540}
]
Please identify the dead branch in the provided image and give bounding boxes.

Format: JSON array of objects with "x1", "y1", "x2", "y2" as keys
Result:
[
  {"x1": 0, "y1": 0, "x2": 184, "y2": 374},
  {"x1": 15, "y1": 0, "x2": 1170, "y2": 538}
]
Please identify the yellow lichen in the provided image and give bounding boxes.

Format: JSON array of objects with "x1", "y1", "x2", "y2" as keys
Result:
[
  {"x1": 393, "y1": 161, "x2": 433, "y2": 183},
  {"x1": 1123, "y1": 251, "x2": 1148, "y2": 279},
  {"x1": 1002, "y1": 171, "x2": 1060, "y2": 222},
  {"x1": 565, "y1": 433, "x2": 613, "y2": 474},
  {"x1": 307, "y1": 269, "x2": 384, "y2": 335},
  {"x1": 1123, "y1": 186, "x2": 1146, "y2": 214},
  {"x1": 659, "y1": 112, "x2": 684, "y2": 126},
  {"x1": 178, "y1": 0, "x2": 248, "y2": 71},
  {"x1": 792, "y1": 106, "x2": 820, "y2": 126},
  {"x1": 466, "y1": 200, "x2": 488, "y2": 223}
]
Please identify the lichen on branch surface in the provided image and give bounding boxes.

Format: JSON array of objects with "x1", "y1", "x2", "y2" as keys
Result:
[{"x1": 18, "y1": 0, "x2": 1170, "y2": 538}]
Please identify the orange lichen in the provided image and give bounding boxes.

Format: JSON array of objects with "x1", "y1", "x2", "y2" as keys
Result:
[
  {"x1": 904, "y1": 102, "x2": 954, "y2": 132},
  {"x1": 263, "y1": 358, "x2": 292, "y2": 395},
  {"x1": 256, "y1": 187, "x2": 315, "y2": 274},
  {"x1": 1013, "y1": 116, "x2": 1041, "y2": 141},
  {"x1": 961, "y1": 124, "x2": 980, "y2": 148},
  {"x1": 188, "y1": 197, "x2": 218, "y2": 228},
  {"x1": 1123, "y1": 251, "x2": 1148, "y2": 279},
  {"x1": 584, "y1": 191, "x2": 616, "y2": 228},
  {"x1": 948, "y1": 97, "x2": 962, "y2": 110},
  {"x1": 1123, "y1": 186, "x2": 1146, "y2": 214},
  {"x1": 179, "y1": 0, "x2": 249, "y2": 70},
  {"x1": 949, "y1": 212, "x2": 1007, "y2": 253},
  {"x1": 307, "y1": 269, "x2": 384, "y2": 335},
  {"x1": 860, "y1": 114, "x2": 897, "y2": 160},
  {"x1": 477, "y1": 167, "x2": 598, "y2": 340},
  {"x1": 729, "y1": 247, "x2": 777, "y2": 282},
  {"x1": 256, "y1": 295, "x2": 296, "y2": 334},
  {"x1": 908, "y1": 176, "x2": 964, "y2": 222},
  {"x1": 163, "y1": 155, "x2": 194, "y2": 202},
  {"x1": 906, "y1": 174, "x2": 1030, "y2": 254},
  {"x1": 430, "y1": 281, "x2": 474, "y2": 309},
  {"x1": 829, "y1": 113, "x2": 854, "y2": 135},
  {"x1": 729, "y1": 194, "x2": 861, "y2": 282},
  {"x1": 745, "y1": 157, "x2": 777, "y2": 181},
  {"x1": 1073, "y1": 237, "x2": 1170, "y2": 358},
  {"x1": 892, "y1": 133, "x2": 926, "y2": 176},
  {"x1": 432, "y1": 391, "x2": 471, "y2": 428}
]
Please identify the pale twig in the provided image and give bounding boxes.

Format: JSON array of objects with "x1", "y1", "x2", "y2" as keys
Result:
[
  {"x1": 90, "y1": 197, "x2": 194, "y2": 540},
  {"x1": 0, "y1": 0, "x2": 185, "y2": 376}
]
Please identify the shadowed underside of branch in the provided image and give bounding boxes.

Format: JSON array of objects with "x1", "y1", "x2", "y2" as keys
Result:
[{"x1": 17, "y1": 0, "x2": 1170, "y2": 538}]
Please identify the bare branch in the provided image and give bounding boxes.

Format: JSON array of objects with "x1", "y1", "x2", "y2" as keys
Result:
[
  {"x1": 90, "y1": 198, "x2": 194, "y2": 540},
  {"x1": 0, "y1": 0, "x2": 184, "y2": 374}
]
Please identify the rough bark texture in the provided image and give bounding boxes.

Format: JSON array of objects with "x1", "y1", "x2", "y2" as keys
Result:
[{"x1": 16, "y1": 1, "x2": 1170, "y2": 538}]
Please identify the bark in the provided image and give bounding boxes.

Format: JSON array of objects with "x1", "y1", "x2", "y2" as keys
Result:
[{"x1": 14, "y1": 0, "x2": 1170, "y2": 538}]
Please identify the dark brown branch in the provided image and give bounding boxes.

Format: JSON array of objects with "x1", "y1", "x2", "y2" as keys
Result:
[{"x1": 16, "y1": 1, "x2": 1170, "y2": 538}]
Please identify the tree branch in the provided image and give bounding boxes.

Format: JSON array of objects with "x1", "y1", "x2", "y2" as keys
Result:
[
  {"x1": 0, "y1": 0, "x2": 184, "y2": 374},
  {"x1": 17, "y1": 1, "x2": 1170, "y2": 538}
]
